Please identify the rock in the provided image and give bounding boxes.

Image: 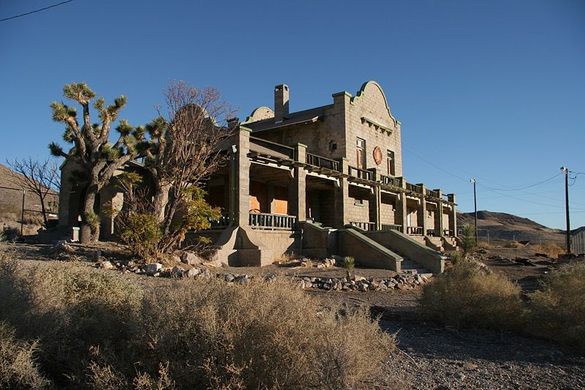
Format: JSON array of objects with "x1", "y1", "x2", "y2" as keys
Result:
[
  {"x1": 97, "y1": 260, "x2": 114, "y2": 270},
  {"x1": 144, "y1": 262, "x2": 163, "y2": 276},
  {"x1": 170, "y1": 266, "x2": 184, "y2": 278},
  {"x1": 264, "y1": 273, "x2": 277, "y2": 283},
  {"x1": 456, "y1": 371, "x2": 466, "y2": 380},
  {"x1": 234, "y1": 275, "x2": 250, "y2": 285},
  {"x1": 463, "y1": 362, "x2": 478, "y2": 371},
  {"x1": 224, "y1": 273, "x2": 235, "y2": 282},
  {"x1": 181, "y1": 252, "x2": 204, "y2": 266},
  {"x1": 172, "y1": 254, "x2": 182, "y2": 264},
  {"x1": 88, "y1": 250, "x2": 102, "y2": 261},
  {"x1": 186, "y1": 267, "x2": 202, "y2": 278}
]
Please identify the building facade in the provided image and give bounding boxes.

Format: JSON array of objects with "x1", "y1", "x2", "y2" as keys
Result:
[{"x1": 201, "y1": 81, "x2": 456, "y2": 271}]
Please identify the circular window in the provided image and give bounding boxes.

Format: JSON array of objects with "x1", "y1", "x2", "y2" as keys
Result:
[{"x1": 373, "y1": 146, "x2": 383, "y2": 165}]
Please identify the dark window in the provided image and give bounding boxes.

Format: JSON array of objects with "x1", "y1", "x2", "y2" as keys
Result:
[
  {"x1": 356, "y1": 137, "x2": 366, "y2": 169},
  {"x1": 387, "y1": 150, "x2": 395, "y2": 176}
]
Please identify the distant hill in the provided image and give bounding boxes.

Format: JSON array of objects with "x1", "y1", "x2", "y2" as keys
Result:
[{"x1": 458, "y1": 210, "x2": 564, "y2": 244}]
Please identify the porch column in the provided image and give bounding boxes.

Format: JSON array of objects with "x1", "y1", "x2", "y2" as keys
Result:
[
  {"x1": 417, "y1": 184, "x2": 427, "y2": 236},
  {"x1": 236, "y1": 126, "x2": 251, "y2": 227},
  {"x1": 336, "y1": 158, "x2": 351, "y2": 227},
  {"x1": 294, "y1": 143, "x2": 307, "y2": 222},
  {"x1": 448, "y1": 193, "x2": 457, "y2": 237},
  {"x1": 396, "y1": 179, "x2": 408, "y2": 233},
  {"x1": 434, "y1": 189, "x2": 444, "y2": 238},
  {"x1": 99, "y1": 187, "x2": 124, "y2": 240},
  {"x1": 369, "y1": 168, "x2": 382, "y2": 230}
]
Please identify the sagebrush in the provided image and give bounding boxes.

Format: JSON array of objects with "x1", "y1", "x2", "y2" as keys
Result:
[{"x1": 0, "y1": 252, "x2": 394, "y2": 389}]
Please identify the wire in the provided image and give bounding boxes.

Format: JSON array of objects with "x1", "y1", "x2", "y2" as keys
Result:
[
  {"x1": 479, "y1": 172, "x2": 562, "y2": 192},
  {"x1": 0, "y1": 0, "x2": 74, "y2": 23}
]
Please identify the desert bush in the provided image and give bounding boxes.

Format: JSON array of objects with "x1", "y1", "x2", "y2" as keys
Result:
[
  {"x1": 138, "y1": 279, "x2": 394, "y2": 389},
  {"x1": 420, "y1": 259, "x2": 524, "y2": 329},
  {"x1": 0, "y1": 255, "x2": 143, "y2": 387},
  {"x1": 0, "y1": 252, "x2": 394, "y2": 389},
  {"x1": 527, "y1": 262, "x2": 585, "y2": 352},
  {"x1": 459, "y1": 224, "x2": 477, "y2": 257},
  {"x1": 530, "y1": 242, "x2": 565, "y2": 259},
  {"x1": 0, "y1": 322, "x2": 50, "y2": 389},
  {"x1": 343, "y1": 256, "x2": 355, "y2": 271},
  {"x1": 120, "y1": 212, "x2": 162, "y2": 259}
]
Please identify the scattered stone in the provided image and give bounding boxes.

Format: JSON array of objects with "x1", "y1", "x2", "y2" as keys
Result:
[
  {"x1": 170, "y1": 266, "x2": 185, "y2": 278},
  {"x1": 234, "y1": 275, "x2": 250, "y2": 285},
  {"x1": 186, "y1": 267, "x2": 202, "y2": 278},
  {"x1": 181, "y1": 252, "x2": 204, "y2": 266},
  {"x1": 224, "y1": 273, "x2": 235, "y2": 282},
  {"x1": 97, "y1": 260, "x2": 114, "y2": 270},
  {"x1": 463, "y1": 362, "x2": 478, "y2": 371},
  {"x1": 144, "y1": 262, "x2": 163, "y2": 276}
]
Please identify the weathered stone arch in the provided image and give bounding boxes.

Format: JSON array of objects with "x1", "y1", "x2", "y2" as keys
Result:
[{"x1": 243, "y1": 106, "x2": 275, "y2": 124}]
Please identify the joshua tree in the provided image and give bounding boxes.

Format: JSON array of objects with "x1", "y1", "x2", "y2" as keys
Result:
[{"x1": 49, "y1": 82, "x2": 148, "y2": 243}]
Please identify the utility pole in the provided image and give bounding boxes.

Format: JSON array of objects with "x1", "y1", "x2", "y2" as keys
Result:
[
  {"x1": 561, "y1": 166, "x2": 571, "y2": 254},
  {"x1": 471, "y1": 178, "x2": 478, "y2": 244},
  {"x1": 20, "y1": 189, "x2": 26, "y2": 236}
]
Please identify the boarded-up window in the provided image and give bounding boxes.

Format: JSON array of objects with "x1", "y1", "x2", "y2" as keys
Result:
[
  {"x1": 356, "y1": 137, "x2": 366, "y2": 169},
  {"x1": 273, "y1": 186, "x2": 288, "y2": 215},
  {"x1": 387, "y1": 150, "x2": 395, "y2": 176}
]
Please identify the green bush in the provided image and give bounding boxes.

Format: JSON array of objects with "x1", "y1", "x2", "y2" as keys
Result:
[
  {"x1": 0, "y1": 252, "x2": 395, "y2": 388},
  {"x1": 527, "y1": 262, "x2": 585, "y2": 352},
  {"x1": 120, "y1": 212, "x2": 162, "y2": 259},
  {"x1": 420, "y1": 259, "x2": 524, "y2": 329}
]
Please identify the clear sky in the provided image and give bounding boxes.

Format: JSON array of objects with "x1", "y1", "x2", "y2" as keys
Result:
[{"x1": 1, "y1": 0, "x2": 584, "y2": 229}]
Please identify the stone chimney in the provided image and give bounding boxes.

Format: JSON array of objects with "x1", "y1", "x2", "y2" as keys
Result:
[{"x1": 274, "y1": 84, "x2": 289, "y2": 121}]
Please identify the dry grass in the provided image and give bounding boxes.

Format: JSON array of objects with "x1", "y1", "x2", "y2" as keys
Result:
[
  {"x1": 0, "y1": 251, "x2": 394, "y2": 389},
  {"x1": 527, "y1": 262, "x2": 585, "y2": 353},
  {"x1": 0, "y1": 322, "x2": 50, "y2": 389},
  {"x1": 420, "y1": 259, "x2": 525, "y2": 330},
  {"x1": 530, "y1": 242, "x2": 565, "y2": 259}
]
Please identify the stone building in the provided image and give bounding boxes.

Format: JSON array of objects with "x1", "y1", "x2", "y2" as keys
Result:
[
  {"x1": 58, "y1": 81, "x2": 457, "y2": 273},
  {"x1": 200, "y1": 81, "x2": 456, "y2": 273}
]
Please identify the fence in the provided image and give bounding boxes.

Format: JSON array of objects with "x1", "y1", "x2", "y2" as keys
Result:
[{"x1": 0, "y1": 185, "x2": 59, "y2": 234}]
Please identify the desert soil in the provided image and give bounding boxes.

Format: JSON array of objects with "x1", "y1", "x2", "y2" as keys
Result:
[{"x1": 2, "y1": 241, "x2": 584, "y2": 389}]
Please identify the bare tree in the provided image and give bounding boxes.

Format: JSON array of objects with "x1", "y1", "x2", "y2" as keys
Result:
[
  {"x1": 49, "y1": 82, "x2": 149, "y2": 243},
  {"x1": 143, "y1": 81, "x2": 235, "y2": 252},
  {"x1": 7, "y1": 158, "x2": 60, "y2": 226}
]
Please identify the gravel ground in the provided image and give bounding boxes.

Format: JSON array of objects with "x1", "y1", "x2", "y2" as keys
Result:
[{"x1": 3, "y1": 242, "x2": 585, "y2": 389}]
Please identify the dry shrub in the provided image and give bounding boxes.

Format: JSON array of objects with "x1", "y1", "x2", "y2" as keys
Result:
[
  {"x1": 0, "y1": 322, "x2": 50, "y2": 389},
  {"x1": 0, "y1": 251, "x2": 394, "y2": 389},
  {"x1": 530, "y1": 242, "x2": 565, "y2": 259},
  {"x1": 139, "y1": 279, "x2": 394, "y2": 389},
  {"x1": 503, "y1": 240, "x2": 522, "y2": 248},
  {"x1": 0, "y1": 254, "x2": 143, "y2": 387},
  {"x1": 527, "y1": 262, "x2": 585, "y2": 352},
  {"x1": 420, "y1": 259, "x2": 524, "y2": 329}
]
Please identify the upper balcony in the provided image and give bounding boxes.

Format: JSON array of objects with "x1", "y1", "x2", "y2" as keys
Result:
[{"x1": 246, "y1": 135, "x2": 455, "y2": 205}]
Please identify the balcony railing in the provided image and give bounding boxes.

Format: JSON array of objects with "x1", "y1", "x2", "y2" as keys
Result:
[
  {"x1": 380, "y1": 175, "x2": 403, "y2": 188},
  {"x1": 249, "y1": 213, "x2": 296, "y2": 230},
  {"x1": 306, "y1": 153, "x2": 341, "y2": 171},
  {"x1": 443, "y1": 229, "x2": 454, "y2": 237},
  {"x1": 406, "y1": 183, "x2": 423, "y2": 194},
  {"x1": 350, "y1": 221, "x2": 376, "y2": 231},
  {"x1": 249, "y1": 137, "x2": 295, "y2": 160},
  {"x1": 406, "y1": 226, "x2": 424, "y2": 235},
  {"x1": 427, "y1": 189, "x2": 440, "y2": 198},
  {"x1": 381, "y1": 224, "x2": 402, "y2": 232},
  {"x1": 348, "y1": 166, "x2": 373, "y2": 181}
]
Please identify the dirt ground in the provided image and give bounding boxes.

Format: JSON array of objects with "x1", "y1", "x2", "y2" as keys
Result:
[{"x1": 2, "y1": 241, "x2": 584, "y2": 389}]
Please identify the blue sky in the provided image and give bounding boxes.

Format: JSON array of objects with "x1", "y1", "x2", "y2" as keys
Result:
[{"x1": 1, "y1": 0, "x2": 584, "y2": 229}]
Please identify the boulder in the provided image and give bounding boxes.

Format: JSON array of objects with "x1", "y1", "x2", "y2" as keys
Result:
[
  {"x1": 144, "y1": 262, "x2": 163, "y2": 276},
  {"x1": 181, "y1": 252, "x2": 204, "y2": 266},
  {"x1": 186, "y1": 268, "x2": 202, "y2": 278}
]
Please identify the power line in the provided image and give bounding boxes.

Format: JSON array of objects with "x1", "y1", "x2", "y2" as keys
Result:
[
  {"x1": 479, "y1": 172, "x2": 562, "y2": 192},
  {"x1": 0, "y1": 0, "x2": 74, "y2": 23}
]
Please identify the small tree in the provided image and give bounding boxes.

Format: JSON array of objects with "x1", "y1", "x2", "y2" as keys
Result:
[
  {"x1": 49, "y1": 83, "x2": 149, "y2": 243},
  {"x1": 7, "y1": 158, "x2": 59, "y2": 226},
  {"x1": 460, "y1": 224, "x2": 477, "y2": 258},
  {"x1": 142, "y1": 81, "x2": 234, "y2": 253}
]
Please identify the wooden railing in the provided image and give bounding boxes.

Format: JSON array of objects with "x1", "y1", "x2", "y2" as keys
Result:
[
  {"x1": 350, "y1": 221, "x2": 376, "y2": 231},
  {"x1": 406, "y1": 226, "x2": 424, "y2": 235},
  {"x1": 306, "y1": 153, "x2": 341, "y2": 171},
  {"x1": 249, "y1": 137, "x2": 294, "y2": 159},
  {"x1": 443, "y1": 229, "x2": 454, "y2": 237},
  {"x1": 427, "y1": 189, "x2": 440, "y2": 198},
  {"x1": 381, "y1": 224, "x2": 402, "y2": 232},
  {"x1": 380, "y1": 175, "x2": 403, "y2": 188},
  {"x1": 426, "y1": 228, "x2": 438, "y2": 236},
  {"x1": 406, "y1": 182, "x2": 423, "y2": 194},
  {"x1": 348, "y1": 166, "x2": 373, "y2": 181},
  {"x1": 249, "y1": 213, "x2": 296, "y2": 230}
]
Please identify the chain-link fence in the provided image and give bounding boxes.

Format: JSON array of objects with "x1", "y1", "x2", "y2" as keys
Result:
[{"x1": 0, "y1": 185, "x2": 59, "y2": 235}]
